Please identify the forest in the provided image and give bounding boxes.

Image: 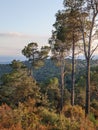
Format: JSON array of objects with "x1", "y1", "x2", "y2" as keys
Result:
[{"x1": 0, "y1": 0, "x2": 98, "y2": 130}]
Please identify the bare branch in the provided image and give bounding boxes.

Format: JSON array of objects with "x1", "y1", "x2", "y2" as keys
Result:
[{"x1": 90, "y1": 44, "x2": 98, "y2": 57}]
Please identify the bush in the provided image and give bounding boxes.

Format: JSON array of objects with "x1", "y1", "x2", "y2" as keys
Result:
[
  {"x1": 40, "y1": 108, "x2": 59, "y2": 125},
  {"x1": 62, "y1": 105, "x2": 85, "y2": 121}
]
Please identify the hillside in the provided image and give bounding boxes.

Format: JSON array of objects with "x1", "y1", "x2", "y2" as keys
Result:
[
  {"x1": 0, "y1": 59, "x2": 98, "y2": 130},
  {"x1": 0, "y1": 59, "x2": 98, "y2": 82}
]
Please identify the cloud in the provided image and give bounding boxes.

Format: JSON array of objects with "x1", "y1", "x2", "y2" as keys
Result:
[
  {"x1": 0, "y1": 31, "x2": 50, "y2": 48},
  {"x1": 0, "y1": 32, "x2": 49, "y2": 39},
  {"x1": 0, "y1": 32, "x2": 50, "y2": 62},
  {"x1": 0, "y1": 31, "x2": 50, "y2": 43},
  {"x1": 0, "y1": 32, "x2": 24, "y2": 37}
]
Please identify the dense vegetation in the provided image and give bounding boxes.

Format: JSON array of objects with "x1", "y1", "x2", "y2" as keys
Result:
[
  {"x1": 0, "y1": 60, "x2": 98, "y2": 130},
  {"x1": 1, "y1": 59, "x2": 98, "y2": 82},
  {"x1": 0, "y1": 0, "x2": 98, "y2": 129}
]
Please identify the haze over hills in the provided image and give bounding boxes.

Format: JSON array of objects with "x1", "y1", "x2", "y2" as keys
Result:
[
  {"x1": 0, "y1": 54, "x2": 98, "y2": 64},
  {"x1": 0, "y1": 56, "x2": 26, "y2": 64}
]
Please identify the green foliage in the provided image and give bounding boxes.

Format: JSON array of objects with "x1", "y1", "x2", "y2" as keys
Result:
[
  {"x1": 40, "y1": 108, "x2": 80, "y2": 130},
  {"x1": 22, "y1": 42, "x2": 38, "y2": 59},
  {"x1": 10, "y1": 60, "x2": 25, "y2": 70},
  {"x1": 0, "y1": 0, "x2": 98, "y2": 128},
  {"x1": 49, "y1": 77, "x2": 59, "y2": 85},
  {"x1": 75, "y1": 87, "x2": 85, "y2": 107},
  {"x1": 0, "y1": 61, "x2": 41, "y2": 107},
  {"x1": 76, "y1": 76, "x2": 86, "y2": 88},
  {"x1": 47, "y1": 78, "x2": 60, "y2": 109},
  {"x1": 40, "y1": 108, "x2": 59, "y2": 125},
  {"x1": 62, "y1": 105, "x2": 85, "y2": 121},
  {"x1": 89, "y1": 113, "x2": 98, "y2": 126},
  {"x1": 33, "y1": 59, "x2": 60, "y2": 82},
  {"x1": 33, "y1": 60, "x2": 44, "y2": 69},
  {"x1": 22, "y1": 42, "x2": 50, "y2": 77},
  {"x1": 91, "y1": 99, "x2": 98, "y2": 110},
  {"x1": 0, "y1": 64, "x2": 12, "y2": 77}
]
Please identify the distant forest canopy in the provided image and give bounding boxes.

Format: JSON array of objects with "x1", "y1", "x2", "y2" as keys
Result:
[
  {"x1": 0, "y1": 58, "x2": 98, "y2": 82},
  {"x1": 0, "y1": 59, "x2": 98, "y2": 129}
]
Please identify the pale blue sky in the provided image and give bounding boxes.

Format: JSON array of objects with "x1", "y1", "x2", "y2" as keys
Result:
[{"x1": 0, "y1": 0, "x2": 63, "y2": 62}]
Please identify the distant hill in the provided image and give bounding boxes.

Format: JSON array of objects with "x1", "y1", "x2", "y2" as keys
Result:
[
  {"x1": 0, "y1": 62, "x2": 11, "y2": 64},
  {"x1": 0, "y1": 64, "x2": 12, "y2": 76},
  {"x1": 0, "y1": 59, "x2": 98, "y2": 82},
  {"x1": 0, "y1": 59, "x2": 59, "y2": 82}
]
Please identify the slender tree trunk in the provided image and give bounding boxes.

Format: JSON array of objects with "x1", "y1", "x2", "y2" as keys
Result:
[
  {"x1": 29, "y1": 53, "x2": 35, "y2": 77},
  {"x1": 60, "y1": 55, "x2": 65, "y2": 111},
  {"x1": 85, "y1": 59, "x2": 91, "y2": 116},
  {"x1": 71, "y1": 38, "x2": 75, "y2": 106},
  {"x1": 85, "y1": 18, "x2": 93, "y2": 116},
  {"x1": 83, "y1": 12, "x2": 97, "y2": 116},
  {"x1": 31, "y1": 66, "x2": 33, "y2": 77},
  {"x1": 28, "y1": 62, "x2": 33, "y2": 77},
  {"x1": 60, "y1": 71, "x2": 64, "y2": 110}
]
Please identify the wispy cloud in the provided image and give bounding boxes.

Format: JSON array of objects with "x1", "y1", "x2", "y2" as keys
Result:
[
  {"x1": 0, "y1": 32, "x2": 50, "y2": 62},
  {"x1": 0, "y1": 32, "x2": 50, "y2": 47},
  {"x1": 0, "y1": 32, "x2": 50, "y2": 39},
  {"x1": 0, "y1": 32, "x2": 25, "y2": 37},
  {"x1": 0, "y1": 31, "x2": 50, "y2": 47}
]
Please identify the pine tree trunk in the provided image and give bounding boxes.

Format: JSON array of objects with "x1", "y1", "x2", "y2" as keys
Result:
[
  {"x1": 28, "y1": 62, "x2": 33, "y2": 77},
  {"x1": 60, "y1": 72, "x2": 64, "y2": 110},
  {"x1": 60, "y1": 56, "x2": 65, "y2": 111},
  {"x1": 71, "y1": 35, "x2": 75, "y2": 106},
  {"x1": 85, "y1": 12, "x2": 96, "y2": 116},
  {"x1": 85, "y1": 58, "x2": 90, "y2": 116}
]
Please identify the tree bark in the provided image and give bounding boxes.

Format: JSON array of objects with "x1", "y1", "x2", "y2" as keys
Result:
[
  {"x1": 60, "y1": 71, "x2": 64, "y2": 110},
  {"x1": 71, "y1": 36, "x2": 75, "y2": 106},
  {"x1": 85, "y1": 13, "x2": 96, "y2": 116},
  {"x1": 60, "y1": 55, "x2": 65, "y2": 111},
  {"x1": 85, "y1": 58, "x2": 90, "y2": 115}
]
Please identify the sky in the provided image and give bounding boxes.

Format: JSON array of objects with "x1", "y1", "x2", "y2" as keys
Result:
[{"x1": 0, "y1": 0, "x2": 63, "y2": 63}]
